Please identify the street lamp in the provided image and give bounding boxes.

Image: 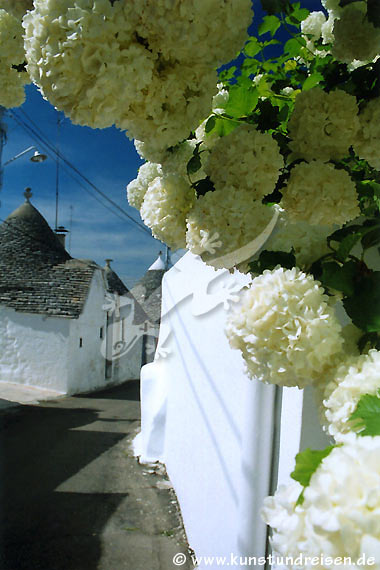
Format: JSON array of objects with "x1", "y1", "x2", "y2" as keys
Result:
[
  {"x1": 3, "y1": 146, "x2": 47, "y2": 167},
  {"x1": 0, "y1": 145, "x2": 47, "y2": 203}
]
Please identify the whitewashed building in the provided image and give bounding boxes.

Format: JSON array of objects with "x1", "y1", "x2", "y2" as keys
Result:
[
  {"x1": 0, "y1": 189, "x2": 156, "y2": 395},
  {"x1": 135, "y1": 252, "x2": 331, "y2": 569}
]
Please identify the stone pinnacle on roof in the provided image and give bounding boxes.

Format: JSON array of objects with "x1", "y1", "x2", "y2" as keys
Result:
[
  {"x1": 24, "y1": 187, "x2": 32, "y2": 202},
  {"x1": 103, "y1": 258, "x2": 129, "y2": 295}
]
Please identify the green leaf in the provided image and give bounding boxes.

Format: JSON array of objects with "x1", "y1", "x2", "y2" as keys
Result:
[
  {"x1": 361, "y1": 226, "x2": 380, "y2": 250},
  {"x1": 218, "y1": 66, "x2": 237, "y2": 82},
  {"x1": 367, "y1": 0, "x2": 380, "y2": 28},
  {"x1": 212, "y1": 116, "x2": 240, "y2": 137},
  {"x1": 258, "y1": 15, "x2": 281, "y2": 36},
  {"x1": 292, "y1": 5, "x2": 310, "y2": 22},
  {"x1": 320, "y1": 260, "x2": 358, "y2": 297},
  {"x1": 187, "y1": 154, "x2": 202, "y2": 176},
  {"x1": 205, "y1": 116, "x2": 216, "y2": 134},
  {"x1": 284, "y1": 37, "x2": 305, "y2": 58},
  {"x1": 344, "y1": 272, "x2": 380, "y2": 332},
  {"x1": 249, "y1": 250, "x2": 296, "y2": 274},
  {"x1": 302, "y1": 72, "x2": 324, "y2": 91},
  {"x1": 328, "y1": 224, "x2": 372, "y2": 247},
  {"x1": 244, "y1": 37, "x2": 262, "y2": 58},
  {"x1": 193, "y1": 177, "x2": 215, "y2": 198},
  {"x1": 349, "y1": 391, "x2": 380, "y2": 436},
  {"x1": 336, "y1": 233, "x2": 362, "y2": 262},
  {"x1": 291, "y1": 446, "x2": 336, "y2": 488},
  {"x1": 224, "y1": 85, "x2": 259, "y2": 118}
]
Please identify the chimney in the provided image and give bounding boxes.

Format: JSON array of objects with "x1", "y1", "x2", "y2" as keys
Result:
[{"x1": 55, "y1": 226, "x2": 69, "y2": 248}]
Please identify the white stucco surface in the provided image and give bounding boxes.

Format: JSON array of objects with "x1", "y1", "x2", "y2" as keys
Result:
[
  {"x1": 136, "y1": 252, "x2": 333, "y2": 568},
  {"x1": 68, "y1": 270, "x2": 108, "y2": 394},
  {"x1": 0, "y1": 305, "x2": 69, "y2": 392},
  {"x1": 135, "y1": 253, "x2": 279, "y2": 567},
  {"x1": 100, "y1": 294, "x2": 145, "y2": 383},
  {"x1": 0, "y1": 268, "x2": 144, "y2": 396}
]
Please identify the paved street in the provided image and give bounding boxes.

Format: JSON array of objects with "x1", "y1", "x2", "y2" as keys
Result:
[{"x1": 0, "y1": 381, "x2": 193, "y2": 570}]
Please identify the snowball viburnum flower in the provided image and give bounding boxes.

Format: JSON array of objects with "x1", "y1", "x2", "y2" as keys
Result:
[
  {"x1": 264, "y1": 210, "x2": 332, "y2": 269},
  {"x1": 140, "y1": 174, "x2": 196, "y2": 250},
  {"x1": 0, "y1": 8, "x2": 29, "y2": 108},
  {"x1": 134, "y1": 0, "x2": 253, "y2": 68},
  {"x1": 262, "y1": 434, "x2": 380, "y2": 568},
  {"x1": 23, "y1": 0, "x2": 218, "y2": 150},
  {"x1": 322, "y1": 350, "x2": 380, "y2": 439},
  {"x1": 301, "y1": 11, "x2": 330, "y2": 55},
  {"x1": 288, "y1": 88, "x2": 360, "y2": 162},
  {"x1": 332, "y1": 3, "x2": 380, "y2": 64},
  {"x1": 186, "y1": 190, "x2": 275, "y2": 262},
  {"x1": 127, "y1": 162, "x2": 161, "y2": 211},
  {"x1": 281, "y1": 161, "x2": 359, "y2": 226},
  {"x1": 301, "y1": 11, "x2": 326, "y2": 40},
  {"x1": 204, "y1": 124, "x2": 283, "y2": 200},
  {"x1": 225, "y1": 267, "x2": 344, "y2": 388},
  {"x1": 354, "y1": 98, "x2": 380, "y2": 171},
  {"x1": 23, "y1": 0, "x2": 253, "y2": 152}
]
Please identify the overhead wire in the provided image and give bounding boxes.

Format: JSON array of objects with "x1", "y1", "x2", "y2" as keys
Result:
[{"x1": 7, "y1": 108, "x2": 152, "y2": 237}]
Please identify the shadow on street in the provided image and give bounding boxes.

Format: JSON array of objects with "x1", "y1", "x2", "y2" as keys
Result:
[{"x1": 0, "y1": 381, "x2": 140, "y2": 570}]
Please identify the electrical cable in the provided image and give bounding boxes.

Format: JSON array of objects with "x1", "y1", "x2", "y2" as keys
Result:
[{"x1": 8, "y1": 109, "x2": 152, "y2": 237}]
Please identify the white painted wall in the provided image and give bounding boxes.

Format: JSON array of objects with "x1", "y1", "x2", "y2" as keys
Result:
[
  {"x1": 100, "y1": 292, "x2": 145, "y2": 383},
  {"x1": 68, "y1": 269, "x2": 108, "y2": 394},
  {"x1": 135, "y1": 252, "x2": 331, "y2": 569},
  {"x1": 0, "y1": 305, "x2": 69, "y2": 392},
  {"x1": 0, "y1": 268, "x2": 146, "y2": 396}
]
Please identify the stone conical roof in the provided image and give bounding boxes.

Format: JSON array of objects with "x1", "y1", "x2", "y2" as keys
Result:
[
  {"x1": 0, "y1": 191, "x2": 96, "y2": 317},
  {"x1": 103, "y1": 259, "x2": 129, "y2": 296},
  {"x1": 130, "y1": 255, "x2": 168, "y2": 324},
  {"x1": 1, "y1": 193, "x2": 70, "y2": 267}
]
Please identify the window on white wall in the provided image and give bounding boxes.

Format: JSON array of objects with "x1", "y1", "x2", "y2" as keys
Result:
[{"x1": 79, "y1": 337, "x2": 83, "y2": 348}]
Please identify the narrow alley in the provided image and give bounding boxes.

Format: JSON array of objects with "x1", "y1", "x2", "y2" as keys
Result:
[{"x1": 0, "y1": 381, "x2": 192, "y2": 570}]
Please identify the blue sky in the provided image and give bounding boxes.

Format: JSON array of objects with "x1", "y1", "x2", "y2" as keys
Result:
[{"x1": 0, "y1": 84, "x2": 167, "y2": 288}]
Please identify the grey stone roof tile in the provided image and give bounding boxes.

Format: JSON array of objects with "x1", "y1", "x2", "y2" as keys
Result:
[{"x1": 0, "y1": 200, "x2": 95, "y2": 318}]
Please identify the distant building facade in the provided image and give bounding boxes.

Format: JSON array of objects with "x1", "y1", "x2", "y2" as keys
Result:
[{"x1": 0, "y1": 189, "x2": 164, "y2": 395}]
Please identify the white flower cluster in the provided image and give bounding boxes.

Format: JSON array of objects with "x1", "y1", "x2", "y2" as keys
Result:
[
  {"x1": 354, "y1": 98, "x2": 380, "y2": 171},
  {"x1": 262, "y1": 435, "x2": 380, "y2": 568},
  {"x1": 301, "y1": 11, "x2": 332, "y2": 56},
  {"x1": 23, "y1": 0, "x2": 252, "y2": 152},
  {"x1": 186, "y1": 191, "x2": 275, "y2": 261},
  {"x1": 332, "y1": 3, "x2": 380, "y2": 64},
  {"x1": 288, "y1": 88, "x2": 360, "y2": 162},
  {"x1": 0, "y1": 8, "x2": 29, "y2": 108},
  {"x1": 264, "y1": 210, "x2": 332, "y2": 268},
  {"x1": 204, "y1": 125, "x2": 283, "y2": 200},
  {"x1": 194, "y1": 84, "x2": 231, "y2": 152},
  {"x1": 140, "y1": 174, "x2": 196, "y2": 250},
  {"x1": 133, "y1": 0, "x2": 252, "y2": 69},
  {"x1": 127, "y1": 162, "x2": 162, "y2": 211},
  {"x1": 161, "y1": 140, "x2": 206, "y2": 183},
  {"x1": 225, "y1": 267, "x2": 344, "y2": 388},
  {"x1": 322, "y1": 350, "x2": 380, "y2": 439},
  {"x1": 136, "y1": 83, "x2": 230, "y2": 163},
  {"x1": 301, "y1": 11, "x2": 326, "y2": 41},
  {"x1": 281, "y1": 161, "x2": 360, "y2": 226}
]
